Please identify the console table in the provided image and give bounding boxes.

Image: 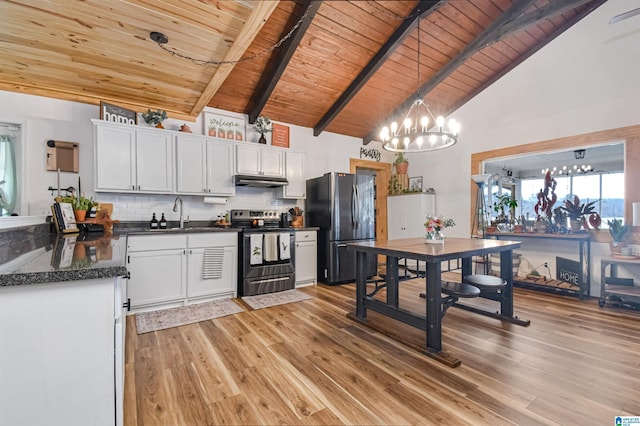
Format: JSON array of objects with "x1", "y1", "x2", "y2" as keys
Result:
[
  {"x1": 487, "y1": 231, "x2": 591, "y2": 298},
  {"x1": 600, "y1": 256, "x2": 640, "y2": 309}
]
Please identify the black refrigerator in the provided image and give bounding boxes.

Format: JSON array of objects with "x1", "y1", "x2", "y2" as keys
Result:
[{"x1": 306, "y1": 172, "x2": 377, "y2": 285}]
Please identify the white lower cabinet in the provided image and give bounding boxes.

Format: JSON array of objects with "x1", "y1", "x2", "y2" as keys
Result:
[
  {"x1": 295, "y1": 230, "x2": 317, "y2": 287},
  {"x1": 126, "y1": 232, "x2": 237, "y2": 311},
  {"x1": 187, "y1": 233, "x2": 237, "y2": 299},
  {"x1": 0, "y1": 277, "x2": 122, "y2": 426},
  {"x1": 387, "y1": 193, "x2": 436, "y2": 239}
]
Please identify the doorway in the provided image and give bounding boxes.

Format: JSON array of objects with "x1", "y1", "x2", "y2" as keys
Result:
[{"x1": 350, "y1": 158, "x2": 391, "y2": 243}]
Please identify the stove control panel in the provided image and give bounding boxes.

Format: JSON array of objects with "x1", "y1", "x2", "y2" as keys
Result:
[{"x1": 231, "y1": 209, "x2": 280, "y2": 220}]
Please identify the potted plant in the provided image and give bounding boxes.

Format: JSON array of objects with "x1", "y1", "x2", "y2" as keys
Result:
[
  {"x1": 394, "y1": 152, "x2": 409, "y2": 174},
  {"x1": 141, "y1": 109, "x2": 168, "y2": 128},
  {"x1": 513, "y1": 215, "x2": 525, "y2": 233},
  {"x1": 58, "y1": 194, "x2": 96, "y2": 221},
  {"x1": 607, "y1": 218, "x2": 629, "y2": 255},
  {"x1": 252, "y1": 115, "x2": 272, "y2": 144},
  {"x1": 561, "y1": 195, "x2": 599, "y2": 232},
  {"x1": 493, "y1": 194, "x2": 517, "y2": 223}
]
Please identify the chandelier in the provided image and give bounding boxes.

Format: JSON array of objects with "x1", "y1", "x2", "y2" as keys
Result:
[
  {"x1": 542, "y1": 164, "x2": 593, "y2": 176},
  {"x1": 379, "y1": 15, "x2": 460, "y2": 152}
]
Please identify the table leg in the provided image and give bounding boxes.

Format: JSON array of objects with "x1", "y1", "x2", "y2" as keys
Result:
[
  {"x1": 355, "y1": 251, "x2": 367, "y2": 320},
  {"x1": 461, "y1": 256, "x2": 472, "y2": 278},
  {"x1": 386, "y1": 256, "x2": 399, "y2": 308},
  {"x1": 425, "y1": 260, "x2": 442, "y2": 352},
  {"x1": 500, "y1": 249, "x2": 514, "y2": 317}
]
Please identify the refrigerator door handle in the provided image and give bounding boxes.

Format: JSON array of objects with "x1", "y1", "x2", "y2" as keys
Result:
[
  {"x1": 354, "y1": 185, "x2": 359, "y2": 228},
  {"x1": 351, "y1": 185, "x2": 356, "y2": 228}
]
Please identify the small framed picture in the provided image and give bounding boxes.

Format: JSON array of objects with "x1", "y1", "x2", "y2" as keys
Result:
[{"x1": 409, "y1": 176, "x2": 423, "y2": 192}]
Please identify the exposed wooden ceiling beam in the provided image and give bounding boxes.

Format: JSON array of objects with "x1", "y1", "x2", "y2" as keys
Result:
[
  {"x1": 363, "y1": 0, "x2": 538, "y2": 144},
  {"x1": 189, "y1": 1, "x2": 280, "y2": 117},
  {"x1": 313, "y1": 0, "x2": 444, "y2": 137},
  {"x1": 456, "y1": 0, "x2": 608, "y2": 115},
  {"x1": 489, "y1": 0, "x2": 599, "y2": 45},
  {"x1": 248, "y1": 0, "x2": 321, "y2": 125}
]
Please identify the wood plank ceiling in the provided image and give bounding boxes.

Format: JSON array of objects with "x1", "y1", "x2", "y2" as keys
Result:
[{"x1": 0, "y1": 0, "x2": 606, "y2": 144}]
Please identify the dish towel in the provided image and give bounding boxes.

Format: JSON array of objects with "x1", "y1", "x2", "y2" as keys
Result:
[
  {"x1": 279, "y1": 233, "x2": 291, "y2": 260},
  {"x1": 264, "y1": 233, "x2": 278, "y2": 262},
  {"x1": 250, "y1": 234, "x2": 263, "y2": 265}
]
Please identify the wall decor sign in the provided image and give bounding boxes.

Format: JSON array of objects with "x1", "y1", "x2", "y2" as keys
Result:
[
  {"x1": 204, "y1": 112, "x2": 245, "y2": 141},
  {"x1": 100, "y1": 101, "x2": 137, "y2": 125},
  {"x1": 271, "y1": 123, "x2": 290, "y2": 148},
  {"x1": 359, "y1": 146, "x2": 381, "y2": 162},
  {"x1": 556, "y1": 256, "x2": 581, "y2": 287}
]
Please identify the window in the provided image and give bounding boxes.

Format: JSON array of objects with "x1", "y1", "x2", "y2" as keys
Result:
[{"x1": 519, "y1": 172, "x2": 624, "y2": 226}]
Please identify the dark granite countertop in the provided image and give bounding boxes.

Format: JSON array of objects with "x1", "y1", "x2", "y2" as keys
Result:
[
  {"x1": 0, "y1": 221, "x2": 307, "y2": 287},
  {"x1": 0, "y1": 224, "x2": 128, "y2": 286}
]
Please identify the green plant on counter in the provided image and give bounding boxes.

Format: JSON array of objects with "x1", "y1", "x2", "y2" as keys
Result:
[
  {"x1": 607, "y1": 218, "x2": 629, "y2": 242},
  {"x1": 57, "y1": 194, "x2": 97, "y2": 211}
]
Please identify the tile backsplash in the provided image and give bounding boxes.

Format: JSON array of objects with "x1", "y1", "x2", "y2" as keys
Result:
[{"x1": 97, "y1": 188, "x2": 302, "y2": 222}]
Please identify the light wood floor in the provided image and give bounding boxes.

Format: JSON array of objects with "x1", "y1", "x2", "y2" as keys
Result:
[{"x1": 124, "y1": 281, "x2": 640, "y2": 425}]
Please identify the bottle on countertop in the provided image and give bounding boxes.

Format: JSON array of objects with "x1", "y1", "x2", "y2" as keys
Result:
[
  {"x1": 159, "y1": 213, "x2": 167, "y2": 229},
  {"x1": 150, "y1": 213, "x2": 158, "y2": 229}
]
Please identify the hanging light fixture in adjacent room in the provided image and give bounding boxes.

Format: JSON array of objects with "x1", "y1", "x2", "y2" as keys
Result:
[{"x1": 379, "y1": 14, "x2": 460, "y2": 153}]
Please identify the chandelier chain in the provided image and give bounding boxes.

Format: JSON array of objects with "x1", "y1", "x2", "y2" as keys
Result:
[{"x1": 155, "y1": 9, "x2": 310, "y2": 66}]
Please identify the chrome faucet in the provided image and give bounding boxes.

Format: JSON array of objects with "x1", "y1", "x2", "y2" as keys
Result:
[{"x1": 172, "y1": 197, "x2": 184, "y2": 228}]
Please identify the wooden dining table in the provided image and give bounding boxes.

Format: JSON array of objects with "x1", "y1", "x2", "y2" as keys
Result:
[{"x1": 347, "y1": 237, "x2": 530, "y2": 367}]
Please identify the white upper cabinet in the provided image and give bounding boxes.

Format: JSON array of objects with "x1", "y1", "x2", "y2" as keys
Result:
[
  {"x1": 136, "y1": 130, "x2": 173, "y2": 192},
  {"x1": 176, "y1": 134, "x2": 235, "y2": 196},
  {"x1": 94, "y1": 120, "x2": 173, "y2": 193},
  {"x1": 278, "y1": 150, "x2": 306, "y2": 199},
  {"x1": 236, "y1": 144, "x2": 284, "y2": 177},
  {"x1": 206, "y1": 140, "x2": 235, "y2": 196},
  {"x1": 175, "y1": 134, "x2": 207, "y2": 194},
  {"x1": 95, "y1": 124, "x2": 135, "y2": 192}
]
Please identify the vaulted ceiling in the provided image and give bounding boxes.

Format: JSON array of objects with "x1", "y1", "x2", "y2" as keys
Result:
[{"x1": 0, "y1": 0, "x2": 606, "y2": 143}]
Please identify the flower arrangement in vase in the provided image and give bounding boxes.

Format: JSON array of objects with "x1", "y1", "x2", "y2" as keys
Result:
[
  {"x1": 424, "y1": 215, "x2": 455, "y2": 244},
  {"x1": 252, "y1": 115, "x2": 272, "y2": 144}
]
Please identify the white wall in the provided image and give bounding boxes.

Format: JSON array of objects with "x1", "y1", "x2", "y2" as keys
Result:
[
  {"x1": 0, "y1": 92, "x2": 392, "y2": 223},
  {"x1": 408, "y1": 0, "x2": 640, "y2": 295}
]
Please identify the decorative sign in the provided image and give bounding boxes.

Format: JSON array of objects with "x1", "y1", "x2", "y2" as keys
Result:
[
  {"x1": 204, "y1": 112, "x2": 245, "y2": 141},
  {"x1": 556, "y1": 256, "x2": 581, "y2": 287},
  {"x1": 271, "y1": 123, "x2": 290, "y2": 148},
  {"x1": 100, "y1": 101, "x2": 137, "y2": 125},
  {"x1": 360, "y1": 146, "x2": 381, "y2": 162}
]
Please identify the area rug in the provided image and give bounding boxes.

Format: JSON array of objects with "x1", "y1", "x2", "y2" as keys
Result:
[
  {"x1": 135, "y1": 299, "x2": 244, "y2": 334},
  {"x1": 241, "y1": 289, "x2": 313, "y2": 310}
]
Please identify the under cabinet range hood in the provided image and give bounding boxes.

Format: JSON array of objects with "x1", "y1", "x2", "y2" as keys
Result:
[{"x1": 234, "y1": 174, "x2": 288, "y2": 188}]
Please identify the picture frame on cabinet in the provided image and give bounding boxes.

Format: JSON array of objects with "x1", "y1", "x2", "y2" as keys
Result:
[
  {"x1": 408, "y1": 176, "x2": 423, "y2": 192},
  {"x1": 204, "y1": 112, "x2": 245, "y2": 142},
  {"x1": 272, "y1": 123, "x2": 290, "y2": 148}
]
